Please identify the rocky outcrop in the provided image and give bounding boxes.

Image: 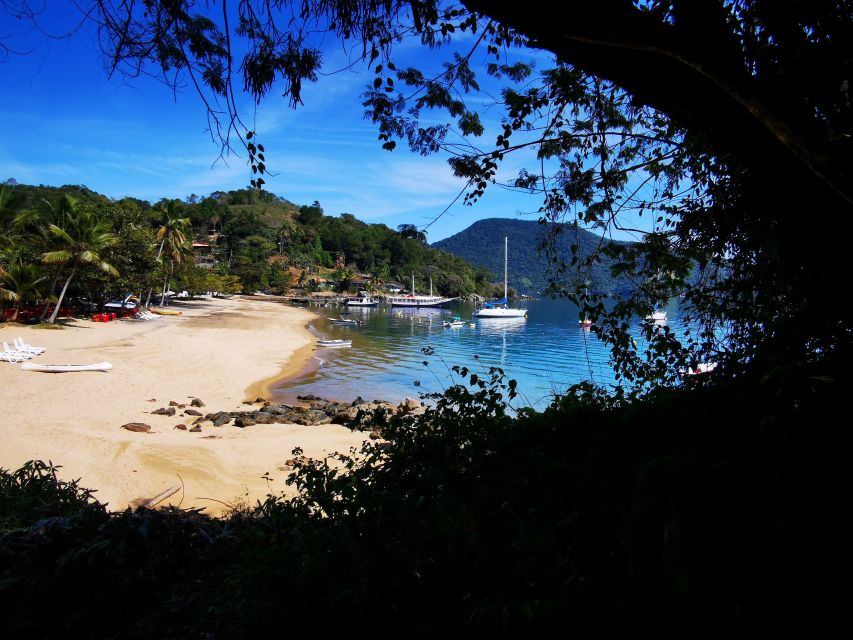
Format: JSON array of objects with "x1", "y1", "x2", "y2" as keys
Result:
[
  {"x1": 121, "y1": 423, "x2": 151, "y2": 433},
  {"x1": 142, "y1": 396, "x2": 428, "y2": 433}
]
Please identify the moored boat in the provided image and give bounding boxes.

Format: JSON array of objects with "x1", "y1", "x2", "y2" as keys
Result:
[
  {"x1": 645, "y1": 310, "x2": 668, "y2": 322},
  {"x1": 443, "y1": 315, "x2": 465, "y2": 327},
  {"x1": 346, "y1": 295, "x2": 379, "y2": 307},
  {"x1": 21, "y1": 361, "x2": 113, "y2": 372},
  {"x1": 388, "y1": 274, "x2": 455, "y2": 308},
  {"x1": 316, "y1": 339, "x2": 352, "y2": 348},
  {"x1": 473, "y1": 237, "x2": 527, "y2": 319}
]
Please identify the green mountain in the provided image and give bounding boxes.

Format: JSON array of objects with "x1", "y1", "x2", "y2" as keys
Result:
[{"x1": 432, "y1": 218, "x2": 634, "y2": 295}]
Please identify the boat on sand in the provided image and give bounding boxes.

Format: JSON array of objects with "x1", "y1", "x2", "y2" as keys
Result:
[{"x1": 21, "y1": 361, "x2": 113, "y2": 373}]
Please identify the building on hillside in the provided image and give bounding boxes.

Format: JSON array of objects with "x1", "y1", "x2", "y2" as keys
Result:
[{"x1": 193, "y1": 242, "x2": 218, "y2": 268}]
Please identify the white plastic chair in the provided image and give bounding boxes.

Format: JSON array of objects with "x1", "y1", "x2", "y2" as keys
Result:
[
  {"x1": 2, "y1": 341, "x2": 29, "y2": 362},
  {"x1": 15, "y1": 337, "x2": 45, "y2": 355}
]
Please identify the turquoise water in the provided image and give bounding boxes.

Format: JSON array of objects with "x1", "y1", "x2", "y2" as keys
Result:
[{"x1": 272, "y1": 297, "x2": 685, "y2": 409}]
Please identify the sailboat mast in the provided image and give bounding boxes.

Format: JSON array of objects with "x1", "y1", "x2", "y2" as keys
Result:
[
  {"x1": 430, "y1": 276, "x2": 433, "y2": 297},
  {"x1": 504, "y1": 236, "x2": 508, "y2": 301},
  {"x1": 411, "y1": 273, "x2": 415, "y2": 295}
]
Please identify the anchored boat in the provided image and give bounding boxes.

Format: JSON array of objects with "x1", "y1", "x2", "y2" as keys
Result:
[
  {"x1": 388, "y1": 274, "x2": 455, "y2": 308},
  {"x1": 473, "y1": 237, "x2": 527, "y2": 319},
  {"x1": 316, "y1": 339, "x2": 352, "y2": 348}
]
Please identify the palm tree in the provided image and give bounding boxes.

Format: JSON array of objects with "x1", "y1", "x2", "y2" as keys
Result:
[
  {"x1": 145, "y1": 200, "x2": 192, "y2": 307},
  {"x1": 397, "y1": 223, "x2": 427, "y2": 244},
  {"x1": 0, "y1": 261, "x2": 48, "y2": 322},
  {"x1": 42, "y1": 209, "x2": 119, "y2": 324}
]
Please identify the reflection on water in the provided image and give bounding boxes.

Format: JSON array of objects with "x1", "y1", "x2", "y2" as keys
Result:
[
  {"x1": 273, "y1": 298, "x2": 625, "y2": 409},
  {"x1": 272, "y1": 297, "x2": 701, "y2": 409}
]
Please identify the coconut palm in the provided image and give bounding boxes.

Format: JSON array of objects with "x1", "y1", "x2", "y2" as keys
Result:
[
  {"x1": 0, "y1": 261, "x2": 49, "y2": 322},
  {"x1": 145, "y1": 200, "x2": 192, "y2": 307},
  {"x1": 42, "y1": 209, "x2": 119, "y2": 324}
]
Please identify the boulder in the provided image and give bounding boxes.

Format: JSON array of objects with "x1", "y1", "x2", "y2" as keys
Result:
[
  {"x1": 369, "y1": 430, "x2": 381, "y2": 440},
  {"x1": 274, "y1": 411, "x2": 301, "y2": 424},
  {"x1": 168, "y1": 400, "x2": 186, "y2": 408},
  {"x1": 151, "y1": 407, "x2": 176, "y2": 416},
  {"x1": 174, "y1": 424, "x2": 187, "y2": 431},
  {"x1": 293, "y1": 410, "x2": 333, "y2": 426},
  {"x1": 211, "y1": 411, "x2": 231, "y2": 427},
  {"x1": 254, "y1": 412, "x2": 275, "y2": 425},
  {"x1": 234, "y1": 416, "x2": 255, "y2": 428},
  {"x1": 350, "y1": 396, "x2": 366, "y2": 407},
  {"x1": 185, "y1": 409, "x2": 202, "y2": 417},
  {"x1": 189, "y1": 425, "x2": 202, "y2": 433},
  {"x1": 399, "y1": 397, "x2": 422, "y2": 414},
  {"x1": 296, "y1": 393, "x2": 323, "y2": 402},
  {"x1": 190, "y1": 398, "x2": 205, "y2": 407},
  {"x1": 121, "y1": 422, "x2": 151, "y2": 433}
]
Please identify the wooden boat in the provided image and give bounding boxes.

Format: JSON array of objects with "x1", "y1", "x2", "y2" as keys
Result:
[
  {"x1": 21, "y1": 361, "x2": 113, "y2": 372},
  {"x1": 316, "y1": 339, "x2": 352, "y2": 348},
  {"x1": 388, "y1": 274, "x2": 455, "y2": 308}
]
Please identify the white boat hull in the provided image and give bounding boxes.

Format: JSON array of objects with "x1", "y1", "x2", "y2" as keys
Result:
[
  {"x1": 317, "y1": 340, "x2": 352, "y2": 348},
  {"x1": 473, "y1": 307, "x2": 527, "y2": 318},
  {"x1": 388, "y1": 297, "x2": 454, "y2": 308},
  {"x1": 21, "y1": 361, "x2": 113, "y2": 372}
]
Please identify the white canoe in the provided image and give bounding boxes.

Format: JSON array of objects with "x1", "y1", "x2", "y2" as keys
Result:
[
  {"x1": 316, "y1": 339, "x2": 351, "y2": 348},
  {"x1": 21, "y1": 361, "x2": 113, "y2": 372}
]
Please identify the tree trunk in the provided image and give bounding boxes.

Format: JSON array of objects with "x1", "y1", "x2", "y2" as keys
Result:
[
  {"x1": 40, "y1": 275, "x2": 59, "y2": 319},
  {"x1": 145, "y1": 239, "x2": 166, "y2": 308},
  {"x1": 160, "y1": 260, "x2": 173, "y2": 306},
  {"x1": 48, "y1": 266, "x2": 76, "y2": 324}
]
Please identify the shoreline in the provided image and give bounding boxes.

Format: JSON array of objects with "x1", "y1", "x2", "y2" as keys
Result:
[{"x1": 0, "y1": 297, "x2": 368, "y2": 515}]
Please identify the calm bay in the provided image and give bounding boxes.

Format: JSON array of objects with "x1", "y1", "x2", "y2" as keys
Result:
[{"x1": 272, "y1": 297, "x2": 684, "y2": 409}]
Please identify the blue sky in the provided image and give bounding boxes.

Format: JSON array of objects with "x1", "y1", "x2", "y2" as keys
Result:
[{"x1": 0, "y1": 5, "x2": 654, "y2": 243}]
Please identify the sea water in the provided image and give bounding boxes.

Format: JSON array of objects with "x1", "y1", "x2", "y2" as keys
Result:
[{"x1": 272, "y1": 297, "x2": 684, "y2": 410}]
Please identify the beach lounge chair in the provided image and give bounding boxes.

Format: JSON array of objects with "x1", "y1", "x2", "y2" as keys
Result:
[
  {"x1": 14, "y1": 337, "x2": 45, "y2": 355},
  {"x1": 2, "y1": 341, "x2": 30, "y2": 362}
]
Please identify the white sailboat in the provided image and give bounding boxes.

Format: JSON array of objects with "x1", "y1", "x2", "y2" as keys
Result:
[{"x1": 473, "y1": 237, "x2": 528, "y2": 319}]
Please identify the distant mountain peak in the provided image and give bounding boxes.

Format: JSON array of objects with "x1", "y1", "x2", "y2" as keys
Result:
[{"x1": 432, "y1": 218, "x2": 633, "y2": 295}]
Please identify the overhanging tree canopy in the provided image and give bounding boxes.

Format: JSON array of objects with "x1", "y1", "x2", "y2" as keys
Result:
[{"x1": 4, "y1": 0, "x2": 850, "y2": 389}]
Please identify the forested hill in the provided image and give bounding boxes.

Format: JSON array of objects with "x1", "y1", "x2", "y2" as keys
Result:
[{"x1": 432, "y1": 218, "x2": 634, "y2": 295}]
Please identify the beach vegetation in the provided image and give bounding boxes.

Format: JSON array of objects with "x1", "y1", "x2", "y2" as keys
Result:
[{"x1": 41, "y1": 206, "x2": 120, "y2": 323}]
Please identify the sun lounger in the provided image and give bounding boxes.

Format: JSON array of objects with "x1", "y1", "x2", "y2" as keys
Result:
[
  {"x1": 14, "y1": 337, "x2": 45, "y2": 355},
  {"x1": 2, "y1": 341, "x2": 30, "y2": 362}
]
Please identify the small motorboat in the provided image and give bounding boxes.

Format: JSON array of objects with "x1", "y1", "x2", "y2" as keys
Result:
[
  {"x1": 346, "y1": 296, "x2": 379, "y2": 307},
  {"x1": 443, "y1": 315, "x2": 465, "y2": 328},
  {"x1": 645, "y1": 310, "x2": 667, "y2": 323},
  {"x1": 329, "y1": 315, "x2": 360, "y2": 326},
  {"x1": 686, "y1": 362, "x2": 718, "y2": 376},
  {"x1": 21, "y1": 361, "x2": 113, "y2": 372},
  {"x1": 579, "y1": 318, "x2": 593, "y2": 327},
  {"x1": 316, "y1": 339, "x2": 352, "y2": 348}
]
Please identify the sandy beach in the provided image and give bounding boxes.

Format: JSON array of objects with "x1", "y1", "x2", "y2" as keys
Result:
[{"x1": 0, "y1": 297, "x2": 367, "y2": 515}]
